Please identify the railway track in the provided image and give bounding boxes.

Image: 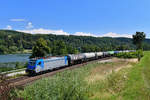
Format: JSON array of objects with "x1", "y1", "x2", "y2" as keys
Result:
[{"x1": 1, "y1": 57, "x2": 112, "y2": 87}]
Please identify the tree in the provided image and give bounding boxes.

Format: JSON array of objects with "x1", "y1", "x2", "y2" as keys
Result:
[
  {"x1": 67, "y1": 45, "x2": 79, "y2": 54},
  {"x1": 52, "y1": 40, "x2": 67, "y2": 56},
  {"x1": 132, "y1": 32, "x2": 146, "y2": 61},
  {"x1": 9, "y1": 46, "x2": 18, "y2": 53},
  {"x1": 0, "y1": 45, "x2": 8, "y2": 54},
  {"x1": 116, "y1": 45, "x2": 129, "y2": 50},
  {"x1": 30, "y1": 38, "x2": 51, "y2": 58},
  {"x1": 133, "y1": 32, "x2": 146, "y2": 50}
]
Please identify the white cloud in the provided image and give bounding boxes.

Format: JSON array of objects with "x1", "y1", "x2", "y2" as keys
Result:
[
  {"x1": 5, "y1": 25, "x2": 12, "y2": 30},
  {"x1": 101, "y1": 32, "x2": 132, "y2": 38},
  {"x1": 17, "y1": 28, "x2": 132, "y2": 38},
  {"x1": 74, "y1": 32, "x2": 97, "y2": 37},
  {"x1": 10, "y1": 19, "x2": 25, "y2": 22},
  {"x1": 26, "y1": 22, "x2": 33, "y2": 29},
  {"x1": 73, "y1": 32, "x2": 132, "y2": 38},
  {"x1": 17, "y1": 28, "x2": 69, "y2": 35}
]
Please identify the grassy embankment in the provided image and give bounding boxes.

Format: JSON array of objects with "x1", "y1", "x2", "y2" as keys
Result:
[
  {"x1": 13, "y1": 52, "x2": 150, "y2": 100},
  {"x1": 0, "y1": 62, "x2": 27, "y2": 73}
]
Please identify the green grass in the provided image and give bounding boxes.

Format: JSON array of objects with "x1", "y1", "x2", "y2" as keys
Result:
[
  {"x1": 88, "y1": 51, "x2": 150, "y2": 100},
  {"x1": 119, "y1": 51, "x2": 150, "y2": 100},
  {"x1": 0, "y1": 67, "x2": 14, "y2": 73},
  {"x1": 15, "y1": 62, "x2": 103, "y2": 100},
  {"x1": 14, "y1": 52, "x2": 150, "y2": 100},
  {"x1": 142, "y1": 51, "x2": 150, "y2": 92}
]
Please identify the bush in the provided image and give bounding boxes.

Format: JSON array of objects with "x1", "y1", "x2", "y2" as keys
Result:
[
  {"x1": 0, "y1": 67, "x2": 14, "y2": 73},
  {"x1": 115, "y1": 51, "x2": 143, "y2": 59},
  {"x1": 0, "y1": 45, "x2": 8, "y2": 54},
  {"x1": 0, "y1": 62, "x2": 27, "y2": 73},
  {"x1": 15, "y1": 62, "x2": 26, "y2": 69},
  {"x1": 9, "y1": 46, "x2": 18, "y2": 53}
]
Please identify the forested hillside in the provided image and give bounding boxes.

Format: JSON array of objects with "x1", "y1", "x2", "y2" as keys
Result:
[{"x1": 0, "y1": 30, "x2": 150, "y2": 55}]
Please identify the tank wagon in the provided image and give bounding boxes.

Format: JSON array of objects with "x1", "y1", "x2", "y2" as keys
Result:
[
  {"x1": 103, "y1": 52, "x2": 109, "y2": 57},
  {"x1": 83, "y1": 53, "x2": 96, "y2": 61},
  {"x1": 68, "y1": 53, "x2": 84, "y2": 65},
  {"x1": 96, "y1": 52, "x2": 103, "y2": 59},
  {"x1": 26, "y1": 50, "x2": 136, "y2": 75}
]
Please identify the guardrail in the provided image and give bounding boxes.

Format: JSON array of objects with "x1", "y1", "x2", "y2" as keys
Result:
[{"x1": 0, "y1": 68, "x2": 26, "y2": 75}]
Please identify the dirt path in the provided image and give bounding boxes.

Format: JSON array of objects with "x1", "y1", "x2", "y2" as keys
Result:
[{"x1": 86, "y1": 58, "x2": 138, "y2": 83}]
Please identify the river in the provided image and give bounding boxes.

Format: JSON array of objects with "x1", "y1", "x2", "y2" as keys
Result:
[
  {"x1": 0, "y1": 54, "x2": 31, "y2": 68},
  {"x1": 0, "y1": 54, "x2": 30, "y2": 63}
]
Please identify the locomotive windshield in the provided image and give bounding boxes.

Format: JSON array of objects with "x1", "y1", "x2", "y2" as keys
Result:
[{"x1": 29, "y1": 60, "x2": 36, "y2": 66}]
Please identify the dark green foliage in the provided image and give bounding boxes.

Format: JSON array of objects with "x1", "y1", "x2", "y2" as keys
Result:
[
  {"x1": 0, "y1": 67, "x2": 14, "y2": 73},
  {"x1": 52, "y1": 40, "x2": 67, "y2": 56},
  {"x1": 15, "y1": 62, "x2": 20, "y2": 69},
  {"x1": 0, "y1": 45, "x2": 8, "y2": 54},
  {"x1": 30, "y1": 38, "x2": 51, "y2": 58},
  {"x1": 132, "y1": 32, "x2": 146, "y2": 61},
  {"x1": 0, "y1": 61, "x2": 26, "y2": 69},
  {"x1": 81, "y1": 45, "x2": 101, "y2": 52},
  {"x1": 115, "y1": 51, "x2": 143, "y2": 58},
  {"x1": 24, "y1": 62, "x2": 28, "y2": 68},
  {"x1": 9, "y1": 46, "x2": 18, "y2": 53},
  {"x1": 116, "y1": 45, "x2": 129, "y2": 50},
  {"x1": 0, "y1": 62, "x2": 27, "y2": 73},
  {"x1": 67, "y1": 45, "x2": 79, "y2": 54},
  {"x1": 15, "y1": 62, "x2": 26, "y2": 69}
]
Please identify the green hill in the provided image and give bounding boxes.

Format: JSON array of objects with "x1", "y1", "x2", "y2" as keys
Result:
[{"x1": 0, "y1": 30, "x2": 150, "y2": 55}]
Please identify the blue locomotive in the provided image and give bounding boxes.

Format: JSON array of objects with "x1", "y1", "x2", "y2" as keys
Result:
[{"x1": 26, "y1": 56, "x2": 68, "y2": 74}]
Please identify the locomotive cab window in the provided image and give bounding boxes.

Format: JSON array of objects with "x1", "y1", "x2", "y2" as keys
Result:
[{"x1": 38, "y1": 62, "x2": 41, "y2": 65}]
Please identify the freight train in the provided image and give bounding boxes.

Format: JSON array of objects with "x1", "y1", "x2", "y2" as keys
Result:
[{"x1": 26, "y1": 50, "x2": 135, "y2": 75}]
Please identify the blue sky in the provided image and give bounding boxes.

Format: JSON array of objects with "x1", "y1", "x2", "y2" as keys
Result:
[{"x1": 0, "y1": 0, "x2": 150, "y2": 38}]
